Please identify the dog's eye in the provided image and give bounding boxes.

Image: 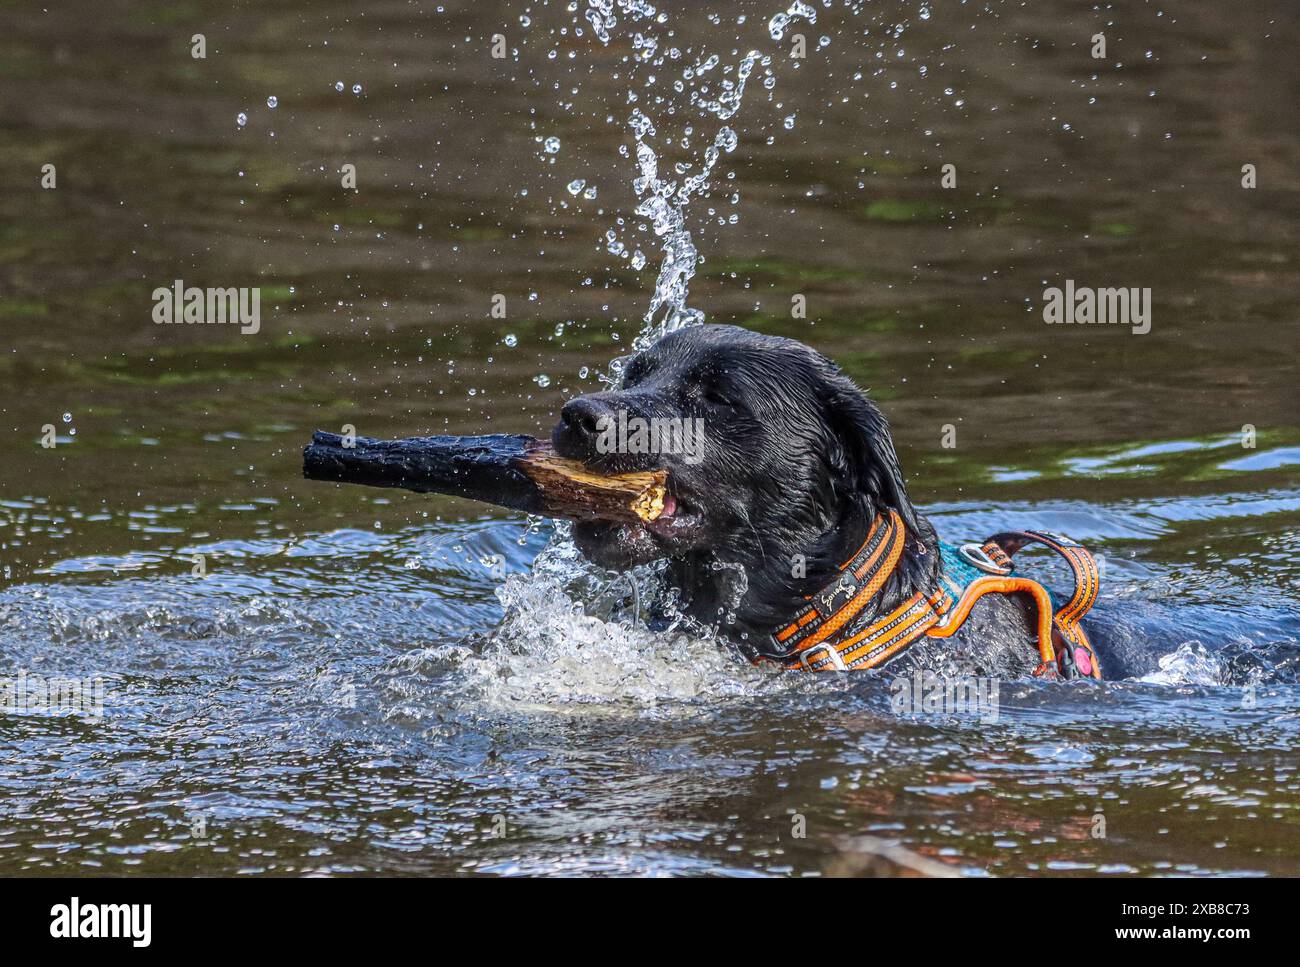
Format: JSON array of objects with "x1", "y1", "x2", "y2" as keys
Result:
[{"x1": 623, "y1": 358, "x2": 654, "y2": 385}]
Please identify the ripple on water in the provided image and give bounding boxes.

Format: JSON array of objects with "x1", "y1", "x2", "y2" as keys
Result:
[{"x1": 2, "y1": 495, "x2": 1298, "y2": 876}]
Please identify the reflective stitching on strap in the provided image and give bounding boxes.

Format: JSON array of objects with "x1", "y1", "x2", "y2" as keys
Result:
[
  {"x1": 796, "y1": 512, "x2": 906, "y2": 650},
  {"x1": 791, "y1": 590, "x2": 950, "y2": 673},
  {"x1": 772, "y1": 510, "x2": 906, "y2": 654},
  {"x1": 1016, "y1": 532, "x2": 1099, "y2": 634},
  {"x1": 838, "y1": 514, "x2": 882, "y2": 570},
  {"x1": 774, "y1": 605, "x2": 818, "y2": 644},
  {"x1": 844, "y1": 595, "x2": 946, "y2": 669},
  {"x1": 808, "y1": 594, "x2": 927, "y2": 671},
  {"x1": 775, "y1": 513, "x2": 894, "y2": 644}
]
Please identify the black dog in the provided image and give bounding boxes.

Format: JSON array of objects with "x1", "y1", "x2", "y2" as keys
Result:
[{"x1": 551, "y1": 324, "x2": 1091, "y2": 678}]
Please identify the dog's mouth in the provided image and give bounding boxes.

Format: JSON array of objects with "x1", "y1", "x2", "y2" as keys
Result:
[
  {"x1": 551, "y1": 415, "x2": 714, "y2": 563},
  {"x1": 572, "y1": 476, "x2": 711, "y2": 567},
  {"x1": 631, "y1": 474, "x2": 706, "y2": 540},
  {"x1": 643, "y1": 488, "x2": 700, "y2": 538},
  {"x1": 568, "y1": 449, "x2": 704, "y2": 534}
]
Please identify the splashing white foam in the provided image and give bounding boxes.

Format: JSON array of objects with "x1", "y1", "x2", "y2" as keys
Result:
[
  {"x1": 1140, "y1": 641, "x2": 1223, "y2": 686},
  {"x1": 456, "y1": 537, "x2": 775, "y2": 713}
]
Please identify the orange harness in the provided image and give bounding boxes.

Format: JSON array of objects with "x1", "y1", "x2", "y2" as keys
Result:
[{"x1": 766, "y1": 510, "x2": 1103, "y2": 679}]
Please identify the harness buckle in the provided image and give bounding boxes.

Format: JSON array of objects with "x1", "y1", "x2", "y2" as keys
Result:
[
  {"x1": 798, "y1": 641, "x2": 848, "y2": 672},
  {"x1": 958, "y1": 542, "x2": 1012, "y2": 576}
]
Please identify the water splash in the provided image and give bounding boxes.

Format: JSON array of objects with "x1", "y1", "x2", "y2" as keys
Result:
[
  {"x1": 452, "y1": 2, "x2": 828, "y2": 705},
  {"x1": 1139, "y1": 641, "x2": 1223, "y2": 686},
  {"x1": 459, "y1": 1, "x2": 826, "y2": 703},
  {"x1": 453, "y1": 532, "x2": 779, "y2": 712},
  {"x1": 587, "y1": 0, "x2": 816, "y2": 351},
  {"x1": 768, "y1": 2, "x2": 818, "y2": 41}
]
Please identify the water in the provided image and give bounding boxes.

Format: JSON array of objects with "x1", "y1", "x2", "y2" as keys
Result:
[
  {"x1": 1, "y1": 0, "x2": 1298, "y2": 876},
  {"x1": 597, "y1": 1, "x2": 796, "y2": 345}
]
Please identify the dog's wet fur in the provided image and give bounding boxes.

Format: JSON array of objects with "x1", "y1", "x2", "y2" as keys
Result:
[{"x1": 552, "y1": 324, "x2": 1064, "y2": 677}]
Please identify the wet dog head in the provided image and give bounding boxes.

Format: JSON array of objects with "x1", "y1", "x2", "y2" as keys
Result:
[{"x1": 551, "y1": 325, "x2": 919, "y2": 585}]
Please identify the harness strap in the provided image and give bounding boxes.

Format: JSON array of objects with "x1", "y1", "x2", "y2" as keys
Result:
[
  {"x1": 983, "y1": 531, "x2": 1103, "y2": 679},
  {"x1": 793, "y1": 587, "x2": 952, "y2": 672},
  {"x1": 925, "y1": 576, "x2": 1055, "y2": 665},
  {"x1": 770, "y1": 521, "x2": 1103, "y2": 680},
  {"x1": 772, "y1": 510, "x2": 907, "y2": 654}
]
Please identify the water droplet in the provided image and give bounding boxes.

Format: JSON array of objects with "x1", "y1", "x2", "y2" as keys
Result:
[
  {"x1": 768, "y1": 2, "x2": 816, "y2": 41},
  {"x1": 534, "y1": 374, "x2": 551, "y2": 388},
  {"x1": 503, "y1": 334, "x2": 518, "y2": 347},
  {"x1": 334, "y1": 81, "x2": 344, "y2": 92},
  {"x1": 352, "y1": 84, "x2": 362, "y2": 94},
  {"x1": 544, "y1": 136, "x2": 561, "y2": 154},
  {"x1": 266, "y1": 95, "x2": 278, "y2": 109},
  {"x1": 567, "y1": 178, "x2": 586, "y2": 195},
  {"x1": 62, "y1": 412, "x2": 71, "y2": 423},
  {"x1": 236, "y1": 112, "x2": 247, "y2": 127}
]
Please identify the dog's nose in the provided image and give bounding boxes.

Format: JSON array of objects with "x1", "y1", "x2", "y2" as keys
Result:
[
  {"x1": 562, "y1": 397, "x2": 613, "y2": 439},
  {"x1": 554, "y1": 396, "x2": 617, "y2": 458}
]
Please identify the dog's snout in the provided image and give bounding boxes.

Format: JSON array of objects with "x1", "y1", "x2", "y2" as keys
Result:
[
  {"x1": 554, "y1": 396, "x2": 617, "y2": 458},
  {"x1": 562, "y1": 397, "x2": 613, "y2": 440}
]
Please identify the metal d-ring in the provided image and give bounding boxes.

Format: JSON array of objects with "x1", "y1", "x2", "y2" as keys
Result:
[
  {"x1": 798, "y1": 641, "x2": 848, "y2": 672},
  {"x1": 957, "y1": 542, "x2": 1012, "y2": 576}
]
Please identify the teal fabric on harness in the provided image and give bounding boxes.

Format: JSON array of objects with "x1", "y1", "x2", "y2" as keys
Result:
[
  {"x1": 937, "y1": 540, "x2": 991, "y2": 596},
  {"x1": 938, "y1": 539, "x2": 1066, "y2": 613}
]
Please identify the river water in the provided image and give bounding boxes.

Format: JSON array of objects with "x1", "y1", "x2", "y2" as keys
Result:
[{"x1": 0, "y1": 0, "x2": 1297, "y2": 875}]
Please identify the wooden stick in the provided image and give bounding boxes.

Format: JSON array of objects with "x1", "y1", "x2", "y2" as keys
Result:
[{"x1": 302, "y1": 431, "x2": 667, "y2": 524}]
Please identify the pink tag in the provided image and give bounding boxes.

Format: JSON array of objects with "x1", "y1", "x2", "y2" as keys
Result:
[{"x1": 1074, "y1": 647, "x2": 1093, "y2": 677}]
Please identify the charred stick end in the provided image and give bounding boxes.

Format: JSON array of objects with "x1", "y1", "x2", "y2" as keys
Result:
[{"x1": 303, "y1": 430, "x2": 668, "y2": 525}]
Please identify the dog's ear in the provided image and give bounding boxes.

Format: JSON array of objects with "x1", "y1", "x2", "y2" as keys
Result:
[{"x1": 821, "y1": 374, "x2": 921, "y2": 536}]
